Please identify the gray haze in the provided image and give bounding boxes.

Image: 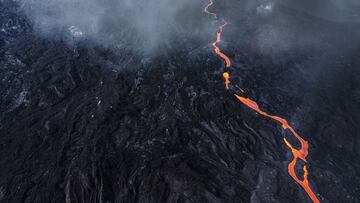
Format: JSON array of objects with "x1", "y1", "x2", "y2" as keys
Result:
[
  {"x1": 279, "y1": 0, "x2": 360, "y2": 23},
  {"x1": 224, "y1": 0, "x2": 360, "y2": 55},
  {"x1": 21, "y1": 0, "x2": 360, "y2": 55},
  {"x1": 21, "y1": 0, "x2": 208, "y2": 54}
]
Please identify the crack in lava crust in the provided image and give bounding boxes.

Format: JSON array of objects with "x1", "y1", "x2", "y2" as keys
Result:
[{"x1": 203, "y1": 1, "x2": 320, "y2": 202}]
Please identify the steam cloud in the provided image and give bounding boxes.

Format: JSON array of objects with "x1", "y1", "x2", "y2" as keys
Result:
[
  {"x1": 21, "y1": 0, "x2": 207, "y2": 54},
  {"x1": 21, "y1": 0, "x2": 360, "y2": 56}
]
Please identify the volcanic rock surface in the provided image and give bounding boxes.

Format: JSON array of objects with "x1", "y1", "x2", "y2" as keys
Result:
[{"x1": 1, "y1": 1, "x2": 360, "y2": 202}]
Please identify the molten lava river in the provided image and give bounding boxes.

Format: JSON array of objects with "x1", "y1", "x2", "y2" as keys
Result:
[{"x1": 205, "y1": 1, "x2": 320, "y2": 202}]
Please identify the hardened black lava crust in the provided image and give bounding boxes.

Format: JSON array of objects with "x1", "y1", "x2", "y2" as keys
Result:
[{"x1": 1, "y1": 1, "x2": 360, "y2": 202}]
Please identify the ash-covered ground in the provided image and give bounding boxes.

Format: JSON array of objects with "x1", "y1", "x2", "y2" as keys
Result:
[{"x1": 1, "y1": 0, "x2": 360, "y2": 202}]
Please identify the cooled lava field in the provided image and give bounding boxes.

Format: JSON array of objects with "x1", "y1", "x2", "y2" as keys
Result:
[{"x1": 1, "y1": 0, "x2": 360, "y2": 202}]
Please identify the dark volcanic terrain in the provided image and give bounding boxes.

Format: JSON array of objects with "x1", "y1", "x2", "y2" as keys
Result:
[{"x1": 1, "y1": 0, "x2": 360, "y2": 202}]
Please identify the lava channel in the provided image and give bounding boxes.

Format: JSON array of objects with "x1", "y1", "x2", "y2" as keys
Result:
[
  {"x1": 211, "y1": 20, "x2": 231, "y2": 89},
  {"x1": 204, "y1": 1, "x2": 320, "y2": 202}
]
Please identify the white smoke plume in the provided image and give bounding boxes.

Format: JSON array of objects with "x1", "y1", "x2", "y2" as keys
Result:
[{"x1": 21, "y1": 0, "x2": 208, "y2": 54}]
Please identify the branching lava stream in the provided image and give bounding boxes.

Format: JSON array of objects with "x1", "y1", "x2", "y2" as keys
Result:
[{"x1": 204, "y1": 1, "x2": 320, "y2": 202}]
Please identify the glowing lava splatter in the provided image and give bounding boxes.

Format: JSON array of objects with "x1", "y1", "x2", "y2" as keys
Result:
[{"x1": 204, "y1": 1, "x2": 320, "y2": 202}]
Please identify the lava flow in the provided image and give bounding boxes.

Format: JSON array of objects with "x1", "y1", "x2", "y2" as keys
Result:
[
  {"x1": 234, "y1": 95, "x2": 320, "y2": 203},
  {"x1": 211, "y1": 20, "x2": 231, "y2": 89},
  {"x1": 204, "y1": 0, "x2": 217, "y2": 19},
  {"x1": 204, "y1": 1, "x2": 320, "y2": 202}
]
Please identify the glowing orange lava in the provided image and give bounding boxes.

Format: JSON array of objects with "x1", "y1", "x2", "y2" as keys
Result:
[
  {"x1": 211, "y1": 19, "x2": 231, "y2": 89},
  {"x1": 235, "y1": 95, "x2": 320, "y2": 203},
  {"x1": 223, "y1": 72, "x2": 230, "y2": 89},
  {"x1": 212, "y1": 21, "x2": 231, "y2": 68},
  {"x1": 204, "y1": 1, "x2": 320, "y2": 202}
]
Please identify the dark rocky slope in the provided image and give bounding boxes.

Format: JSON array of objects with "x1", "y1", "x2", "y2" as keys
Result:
[{"x1": 1, "y1": 1, "x2": 360, "y2": 202}]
